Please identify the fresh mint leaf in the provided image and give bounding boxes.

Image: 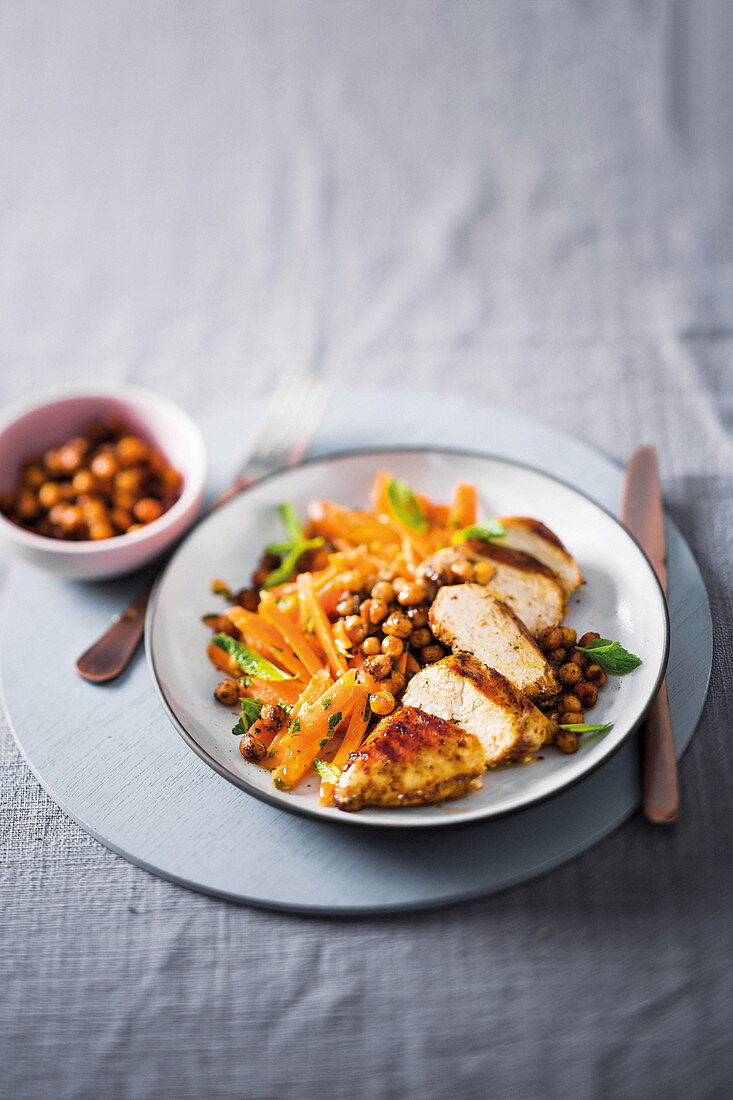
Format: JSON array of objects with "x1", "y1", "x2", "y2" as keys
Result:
[
  {"x1": 313, "y1": 758, "x2": 340, "y2": 784},
  {"x1": 452, "y1": 521, "x2": 507, "y2": 545},
  {"x1": 232, "y1": 698, "x2": 263, "y2": 736},
  {"x1": 262, "y1": 537, "x2": 324, "y2": 589},
  {"x1": 212, "y1": 634, "x2": 292, "y2": 680},
  {"x1": 386, "y1": 478, "x2": 428, "y2": 533},
  {"x1": 575, "y1": 638, "x2": 641, "y2": 676},
  {"x1": 559, "y1": 722, "x2": 614, "y2": 734}
]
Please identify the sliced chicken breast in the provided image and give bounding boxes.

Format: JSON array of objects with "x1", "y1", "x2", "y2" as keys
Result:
[
  {"x1": 496, "y1": 516, "x2": 584, "y2": 598},
  {"x1": 466, "y1": 542, "x2": 566, "y2": 635},
  {"x1": 418, "y1": 541, "x2": 565, "y2": 635},
  {"x1": 333, "y1": 706, "x2": 484, "y2": 812},
  {"x1": 429, "y1": 583, "x2": 560, "y2": 701},
  {"x1": 403, "y1": 653, "x2": 554, "y2": 767}
]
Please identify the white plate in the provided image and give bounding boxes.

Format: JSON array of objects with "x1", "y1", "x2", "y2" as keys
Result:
[{"x1": 147, "y1": 448, "x2": 670, "y2": 829}]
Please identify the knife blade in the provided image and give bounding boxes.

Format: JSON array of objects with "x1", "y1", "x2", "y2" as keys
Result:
[{"x1": 620, "y1": 446, "x2": 679, "y2": 823}]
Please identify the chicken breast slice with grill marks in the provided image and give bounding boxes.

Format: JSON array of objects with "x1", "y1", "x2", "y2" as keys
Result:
[
  {"x1": 418, "y1": 542, "x2": 565, "y2": 636},
  {"x1": 496, "y1": 516, "x2": 584, "y2": 598},
  {"x1": 332, "y1": 706, "x2": 485, "y2": 812},
  {"x1": 429, "y1": 583, "x2": 560, "y2": 701},
  {"x1": 403, "y1": 653, "x2": 555, "y2": 767}
]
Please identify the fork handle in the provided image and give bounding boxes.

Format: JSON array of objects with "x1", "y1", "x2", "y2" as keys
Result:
[
  {"x1": 76, "y1": 477, "x2": 255, "y2": 684},
  {"x1": 642, "y1": 677, "x2": 679, "y2": 823}
]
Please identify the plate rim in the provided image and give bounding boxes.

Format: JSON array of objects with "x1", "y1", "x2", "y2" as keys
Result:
[{"x1": 146, "y1": 444, "x2": 671, "y2": 831}]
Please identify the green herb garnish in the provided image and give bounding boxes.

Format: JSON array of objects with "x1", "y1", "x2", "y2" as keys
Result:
[
  {"x1": 328, "y1": 711, "x2": 343, "y2": 731},
  {"x1": 291, "y1": 717, "x2": 301, "y2": 733},
  {"x1": 559, "y1": 722, "x2": 614, "y2": 734},
  {"x1": 273, "y1": 777, "x2": 286, "y2": 790},
  {"x1": 385, "y1": 478, "x2": 428, "y2": 533},
  {"x1": 313, "y1": 758, "x2": 340, "y2": 784},
  {"x1": 575, "y1": 638, "x2": 641, "y2": 676},
  {"x1": 262, "y1": 503, "x2": 324, "y2": 589},
  {"x1": 321, "y1": 697, "x2": 332, "y2": 710},
  {"x1": 212, "y1": 634, "x2": 292, "y2": 681},
  {"x1": 452, "y1": 521, "x2": 507, "y2": 545},
  {"x1": 232, "y1": 697, "x2": 263, "y2": 736}
]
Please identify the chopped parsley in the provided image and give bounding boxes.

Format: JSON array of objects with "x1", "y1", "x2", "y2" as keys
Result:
[
  {"x1": 232, "y1": 698, "x2": 263, "y2": 736},
  {"x1": 328, "y1": 711, "x2": 343, "y2": 731}
]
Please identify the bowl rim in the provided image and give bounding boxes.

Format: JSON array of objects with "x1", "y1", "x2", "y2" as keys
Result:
[{"x1": 0, "y1": 382, "x2": 207, "y2": 555}]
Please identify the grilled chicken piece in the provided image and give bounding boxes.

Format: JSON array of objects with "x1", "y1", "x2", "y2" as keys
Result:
[
  {"x1": 418, "y1": 542, "x2": 565, "y2": 635},
  {"x1": 403, "y1": 653, "x2": 554, "y2": 767},
  {"x1": 466, "y1": 542, "x2": 565, "y2": 635},
  {"x1": 496, "y1": 516, "x2": 584, "y2": 598},
  {"x1": 332, "y1": 706, "x2": 484, "y2": 813},
  {"x1": 429, "y1": 583, "x2": 560, "y2": 701}
]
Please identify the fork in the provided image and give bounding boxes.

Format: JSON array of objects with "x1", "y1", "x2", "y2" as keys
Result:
[{"x1": 75, "y1": 373, "x2": 333, "y2": 683}]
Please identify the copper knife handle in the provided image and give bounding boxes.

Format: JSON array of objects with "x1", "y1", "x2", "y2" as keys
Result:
[
  {"x1": 75, "y1": 583, "x2": 154, "y2": 683},
  {"x1": 620, "y1": 445, "x2": 679, "y2": 825},
  {"x1": 642, "y1": 677, "x2": 679, "y2": 823},
  {"x1": 75, "y1": 476, "x2": 255, "y2": 684}
]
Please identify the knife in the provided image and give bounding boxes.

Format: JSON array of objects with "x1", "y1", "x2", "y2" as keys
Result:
[{"x1": 620, "y1": 446, "x2": 679, "y2": 824}]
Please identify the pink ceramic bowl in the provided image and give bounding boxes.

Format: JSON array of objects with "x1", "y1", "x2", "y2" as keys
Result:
[{"x1": 0, "y1": 384, "x2": 207, "y2": 580}]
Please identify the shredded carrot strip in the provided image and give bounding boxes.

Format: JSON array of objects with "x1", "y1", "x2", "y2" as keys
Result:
[
  {"x1": 297, "y1": 573, "x2": 347, "y2": 677},
  {"x1": 405, "y1": 652, "x2": 420, "y2": 677},
  {"x1": 448, "y1": 482, "x2": 477, "y2": 529},
  {"x1": 271, "y1": 671, "x2": 357, "y2": 789},
  {"x1": 266, "y1": 670, "x2": 332, "y2": 769},
  {"x1": 319, "y1": 685, "x2": 369, "y2": 804},
  {"x1": 206, "y1": 642, "x2": 240, "y2": 678},
  {"x1": 246, "y1": 677, "x2": 303, "y2": 709},
  {"x1": 259, "y1": 596, "x2": 325, "y2": 677},
  {"x1": 225, "y1": 607, "x2": 304, "y2": 678}
]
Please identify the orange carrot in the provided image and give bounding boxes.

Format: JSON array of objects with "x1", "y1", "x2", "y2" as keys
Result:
[
  {"x1": 246, "y1": 677, "x2": 303, "y2": 709},
  {"x1": 259, "y1": 596, "x2": 325, "y2": 678},
  {"x1": 448, "y1": 482, "x2": 477, "y2": 530},
  {"x1": 271, "y1": 671, "x2": 357, "y2": 789},
  {"x1": 266, "y1": 670, "x2": 331, "y2": 769},
  {"x1": 308, "y1": 500, "x2": 398, "y2": 545},
  {"x1": 370, "y1": 470, "x2": 391, "y2": 514},
  {"x1": 319, "y1": 685, "x2": 369, "y2": 804},
  {"x1": 225, "y1": 607, "x2": 304, "y2": 678},
  {"x1": 405, "y1": 652, "x2": 420, "y2": 677},
  {"x1": 297, "y1": 573, "x2": 346, "y2": 677},
  {"x1": 206, "y1": 642, "x2": 240, "y2": 677}
]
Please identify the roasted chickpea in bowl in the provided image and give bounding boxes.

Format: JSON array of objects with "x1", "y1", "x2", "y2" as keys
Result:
[{"x1": 0, "y1": 385, "x2": 207, "y2": 579}]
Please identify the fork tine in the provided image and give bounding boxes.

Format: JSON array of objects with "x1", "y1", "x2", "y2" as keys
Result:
[{"x1": 236, "y1": 373, "x2": 333, "y2": 480}]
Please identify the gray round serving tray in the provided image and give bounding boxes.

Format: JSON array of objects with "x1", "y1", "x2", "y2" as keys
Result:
[{"x1": 0, "y1": 388, "x2": 713, "y2": 914}]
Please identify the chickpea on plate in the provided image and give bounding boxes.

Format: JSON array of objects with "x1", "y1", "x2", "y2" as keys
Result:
[{"x1": 203, "y1": 472, "x2": 641, "y2": 813}]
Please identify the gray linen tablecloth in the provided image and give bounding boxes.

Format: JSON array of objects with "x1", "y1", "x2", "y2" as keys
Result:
[{"x1": 1, "y1": 3, "x2": 731, "y2": 1097}]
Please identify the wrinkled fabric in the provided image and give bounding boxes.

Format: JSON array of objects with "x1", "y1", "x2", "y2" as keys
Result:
[{"x1": 0, "y1": 2, "x2": 731, "y2": 1097}]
